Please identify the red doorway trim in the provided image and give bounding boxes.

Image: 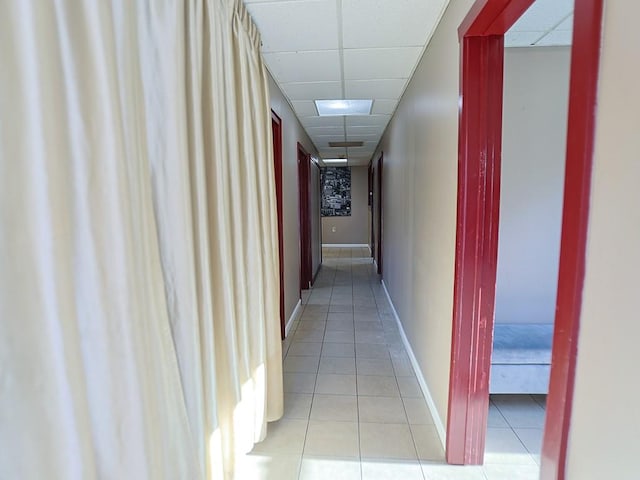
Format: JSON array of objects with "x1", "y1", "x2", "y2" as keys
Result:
[
  {"x1": 447, "y1": 0, "x2": 604, "y2": 477},
  {"x1": 272, "y1": 111, "x2": 285, "y2": 339},
  {"x1": 297, "y1": 143, "x2": 312, "y2": 291},
  {"x1": 376, "y1": 154, "x2": 383, "y2": 275},
  {"x1": 541, "y1": 1, "x2": 603, "y2": 478},
  {"x1": 446, "y1": 30, "x2": 506, "y2": 466}
]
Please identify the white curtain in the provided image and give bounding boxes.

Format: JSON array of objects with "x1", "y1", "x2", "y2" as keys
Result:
[{"x1": 0, "y1": 1, "x2": 282, "y2": 479}]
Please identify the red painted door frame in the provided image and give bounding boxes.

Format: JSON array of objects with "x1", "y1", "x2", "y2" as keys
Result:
[
  {"x1": 298, "y1": 143, "x2": 312, "y2": 291},
  {"x1": 447, "y1": 2, "x2": 603, "y2": 479},
  {"x1": 272, "y1": 111, "x2": 285, "y2": 339},
  {"x1": 376, "y1": 154, "x2": 383, "y2": 275},
  {"x1": 368, "y1": 162, "x2": 375, "y2": 258}
]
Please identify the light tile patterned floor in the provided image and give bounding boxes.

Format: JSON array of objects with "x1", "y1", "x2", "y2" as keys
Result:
[{"x1": 239, "y1": 247, "x2": 544, "y2": 480}]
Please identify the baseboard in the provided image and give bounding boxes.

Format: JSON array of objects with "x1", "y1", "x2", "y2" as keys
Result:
[
  {"x1": 285, "y1": 300, "x2": 302, "y2": 338},
  {"x1": 321, "y1": 243, "x2": 369, "y2": 248},
  {"x1": 381, "y1": 280, "x2": 447, "y2": 449}
]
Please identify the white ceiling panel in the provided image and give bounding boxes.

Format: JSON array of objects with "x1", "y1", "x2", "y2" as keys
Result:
[
  {"x1": 281, "y1": 81, "x2": 342, "y2": 100},
  {"x1": 343, "y1": 47, "x2": 423, "y2": 80},
  {"x1": 346, "y1": 115, "x2": 391, "y2": 127},
  {"x1": 536, "y1": 29, "x2": 573, "y2": 46},
  {"x1": 246, "y1": 0, "x2": 339, "y2": 53},
  {"x1": 371, "y1": 99, "x2": 398, "y2": 115},
  {"x1": 292, "y1": 101, "x2": 319, "y2": 117},
  {"x1": 300, "y1": 115, "x2": 344, "y2": 128},
  {"x1": 306, "y1": 126, "x2": 346, "y2": 136},
  {"x1": 506, "y1": 0, "x2": 573, "y2": 47},
  {"x1": 346, "y1": 133, "x2": 380, "y2": 142},
  {"x1": 555, "y1": 14, "x2": 573, "y2": 31},
  {"x1": 510, "y1": 0, "x2": 572, "y2": 33},
  {"x1": 346, "y1": 125, "x2": 386, "y2": 136},
  {"x1": 263, "y1": 51, "x2": 341, "y2": 83},
  {"x1": 505, "y1": 30, "x2": 544, "y2": 47},
  {"x1": 345, "y1": 79, "x2": 407, "y2": 98},
  {"x1": 342, "y1": 0, "x2": 449, "y2": 49},
  {"x1": 319, "y1": 147, "x2": 348, "y2": 157}
]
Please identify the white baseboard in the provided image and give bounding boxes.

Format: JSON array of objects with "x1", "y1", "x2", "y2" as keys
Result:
[
  {"x1": 285, "y1": 300, "x2": 302, "y2": 338},
  {"x1": 381, "y1": 280, "x2": 447, "y2": 449},
  {"x1": 322, "y1": 243, "x2": 369, "y2": 248}
]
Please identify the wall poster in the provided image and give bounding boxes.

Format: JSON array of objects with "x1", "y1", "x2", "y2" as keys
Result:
[{"x1": 321, "y1": 166, "x2": 351, "y2": 217}]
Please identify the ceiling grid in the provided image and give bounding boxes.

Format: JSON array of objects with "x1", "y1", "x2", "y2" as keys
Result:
[{"x1": 245, "y1": 0, "x2": 574, "y2": 166}]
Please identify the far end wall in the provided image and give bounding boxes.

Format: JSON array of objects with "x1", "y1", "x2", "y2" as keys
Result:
[{"x1": 321, "y1": 166, "x2": 369, "y2": 245}]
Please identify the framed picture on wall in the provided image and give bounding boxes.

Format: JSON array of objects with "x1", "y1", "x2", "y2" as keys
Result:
[{"x1": 321, "y1": 167, "x2": 351, "y2": 217}]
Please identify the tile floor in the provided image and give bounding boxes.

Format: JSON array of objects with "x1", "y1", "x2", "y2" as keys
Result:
[{"x1": 239, "y1": 247, "x2": 545, "y2": 480}]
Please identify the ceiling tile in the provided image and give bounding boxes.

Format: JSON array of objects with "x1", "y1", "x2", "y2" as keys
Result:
[
  {"x1": 346, "y1": 133, "x2": 380, "y2": 142},
  {"x1": 342, "y1": 0, "x2": 448, "y2": 49},
  {"x1": 345, "y1": 79, "x2": 407, "y2": 98},
  {"x1": 319, "y1": 147, "x2": 348, "y2": 157},
  {"x1": 535, "y1": 29, "x2": 573, "y2": 46},
  {"x1": 343, "y1": 47, "x2": 423, "y2": 80},
  {"x1": 312, "y1": 136, "x2": 348, "y2": 146},
  {"x1": 371, "y1": 99, "x2": 398, "y2": 115},
  {"x1": 346, "y1": 115, "x2": 391, "y2": 127},
  {"x1": 264, "y1": 50, "x2": 341, "y2": 83},
  {"x1": 300, "y1": 116, "x2": 344, "y2": 128},
  {"x1": 555, "y1": 14, "x2": 574, "y2": 31},
  {"x1": 509, "y1": 0, "x2": 573, "y2": 33},
  {"x1": 346, "y1": 125, "x2": 386, "y2": 136},
  {"x1": 505, "y1": 31, "x2": 544, "y2": 47},
  {"x1": 292, "y1": 101, "x2": 319, "y2": 117},
  {"x1": 280, "y1": 81, "x2": 342, "y2": 100},
  {"x1": 306, "y1": 126, "x2": 345, "y2": 136},
  {"x1": 247, "y1": 0, "x2": 339, "y2": 53}
]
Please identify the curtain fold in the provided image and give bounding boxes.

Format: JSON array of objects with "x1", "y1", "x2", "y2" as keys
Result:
[{"x1": 0, "y1": 1, "x2": 282, "y2": 479}]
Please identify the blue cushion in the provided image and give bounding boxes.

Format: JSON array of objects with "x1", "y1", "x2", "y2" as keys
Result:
[{"x1": 492, "y1": 323, "x2": 553, "y2": 365}]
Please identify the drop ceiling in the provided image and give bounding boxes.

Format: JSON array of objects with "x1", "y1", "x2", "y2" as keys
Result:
[
  {"x1": 245, "y1": 0, "x2": 574, "y2": 166},
  {"x1": 506, "y1": 0, "x2": 573, "y2": 47},
  {"x1": 245, "y1": 0, "x2": 451, "y2": 166}
]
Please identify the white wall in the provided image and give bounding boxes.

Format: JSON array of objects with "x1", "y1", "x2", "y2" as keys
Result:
[
  {"x1": 321, "y1": 166, "x2": 369, "y2": 245},
  {"x1": 268, "y1": 74, "x2": 319, "y2": 326},
  {"x1": 375, "y1": 0, "x2": 474, "y2": 429},
  {"x1": 566, "y1": 2, "x2": 640, "y2": 478},
  {"x1": 495, "y1": 47, "x2": 570, "y2": 325}
]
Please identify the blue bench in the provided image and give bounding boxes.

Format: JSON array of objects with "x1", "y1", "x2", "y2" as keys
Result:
[{"x1": 490, "y1": 323, "x2": 554, "y2": 394}]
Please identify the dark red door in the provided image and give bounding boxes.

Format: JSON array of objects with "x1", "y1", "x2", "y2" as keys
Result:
[{"x1": 272, "y1": 111, "x2": 285, "y2": 339}]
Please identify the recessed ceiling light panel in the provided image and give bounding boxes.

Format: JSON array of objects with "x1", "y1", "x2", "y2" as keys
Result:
[
  {"x1": 322, "y1": 158, "x2": 348, "y2": 164},
  {"x1": 328, "y1": 141, "x2": 364, "y2": 148},
  {"x1": 315, "y1": 99, "x2": 373, "y2": 116}
]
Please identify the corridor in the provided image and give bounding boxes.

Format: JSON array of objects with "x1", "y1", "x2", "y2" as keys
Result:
[{"x1": 239, "y1": 247, "x2": 542, "y2": 480}]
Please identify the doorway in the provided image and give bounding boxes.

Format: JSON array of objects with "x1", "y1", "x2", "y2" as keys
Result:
[
  {"x1": 370, "y1": 153, "x2": 384, "y2": 275},
  {"x1": 272, "y1": 111, "x2": 285, "y2": 339},
  {"x1": 298, "y1": 143, "x2": 313, "y2": 291},
  {"x1": 446, "y1": 1, "x2": 604, "y2": 479}
]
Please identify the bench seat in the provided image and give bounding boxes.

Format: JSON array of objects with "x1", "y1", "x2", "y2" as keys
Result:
[{"x1": 490, "y1": 323, "x2": 554, "y2": 394}]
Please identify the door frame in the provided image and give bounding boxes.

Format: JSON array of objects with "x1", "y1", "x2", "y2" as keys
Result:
[
  {"x1": 375, "y1": 154, "x2": 383, "y2": 275},
  {"x1": 272, "y1": 111, "x2": 285, "y2": 339},
  {"x1": 446, "y1": 1, "x2": 604, "y2": 479},
  {"x1": 298, "y1": 143, "x2": 312, "y2": 291},
  {"x1": 368, "y1": 162, "x2": 375, "y2": 258}
]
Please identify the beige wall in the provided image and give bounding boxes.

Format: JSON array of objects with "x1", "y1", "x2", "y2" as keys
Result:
[
  {"x1": 375, "y1": 0, "x2": 474, "y2": 430},
  {"x1": 268, "y1": 74, "x2": 319, "y2": 327},
  {"x1": 321, "y1": 166, "x2": 369, "y2": 245},
  {"x1": 566, "y1": 2, "x2": 640, "y2": 478},
  {"x1": 495, "y1": 47, "x2": 570, "y2": 325}
]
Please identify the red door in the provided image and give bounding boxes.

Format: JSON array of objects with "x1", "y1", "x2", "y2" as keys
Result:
[{"x1": 272, "y1": 111, "x2": 285, "y2": 339}]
